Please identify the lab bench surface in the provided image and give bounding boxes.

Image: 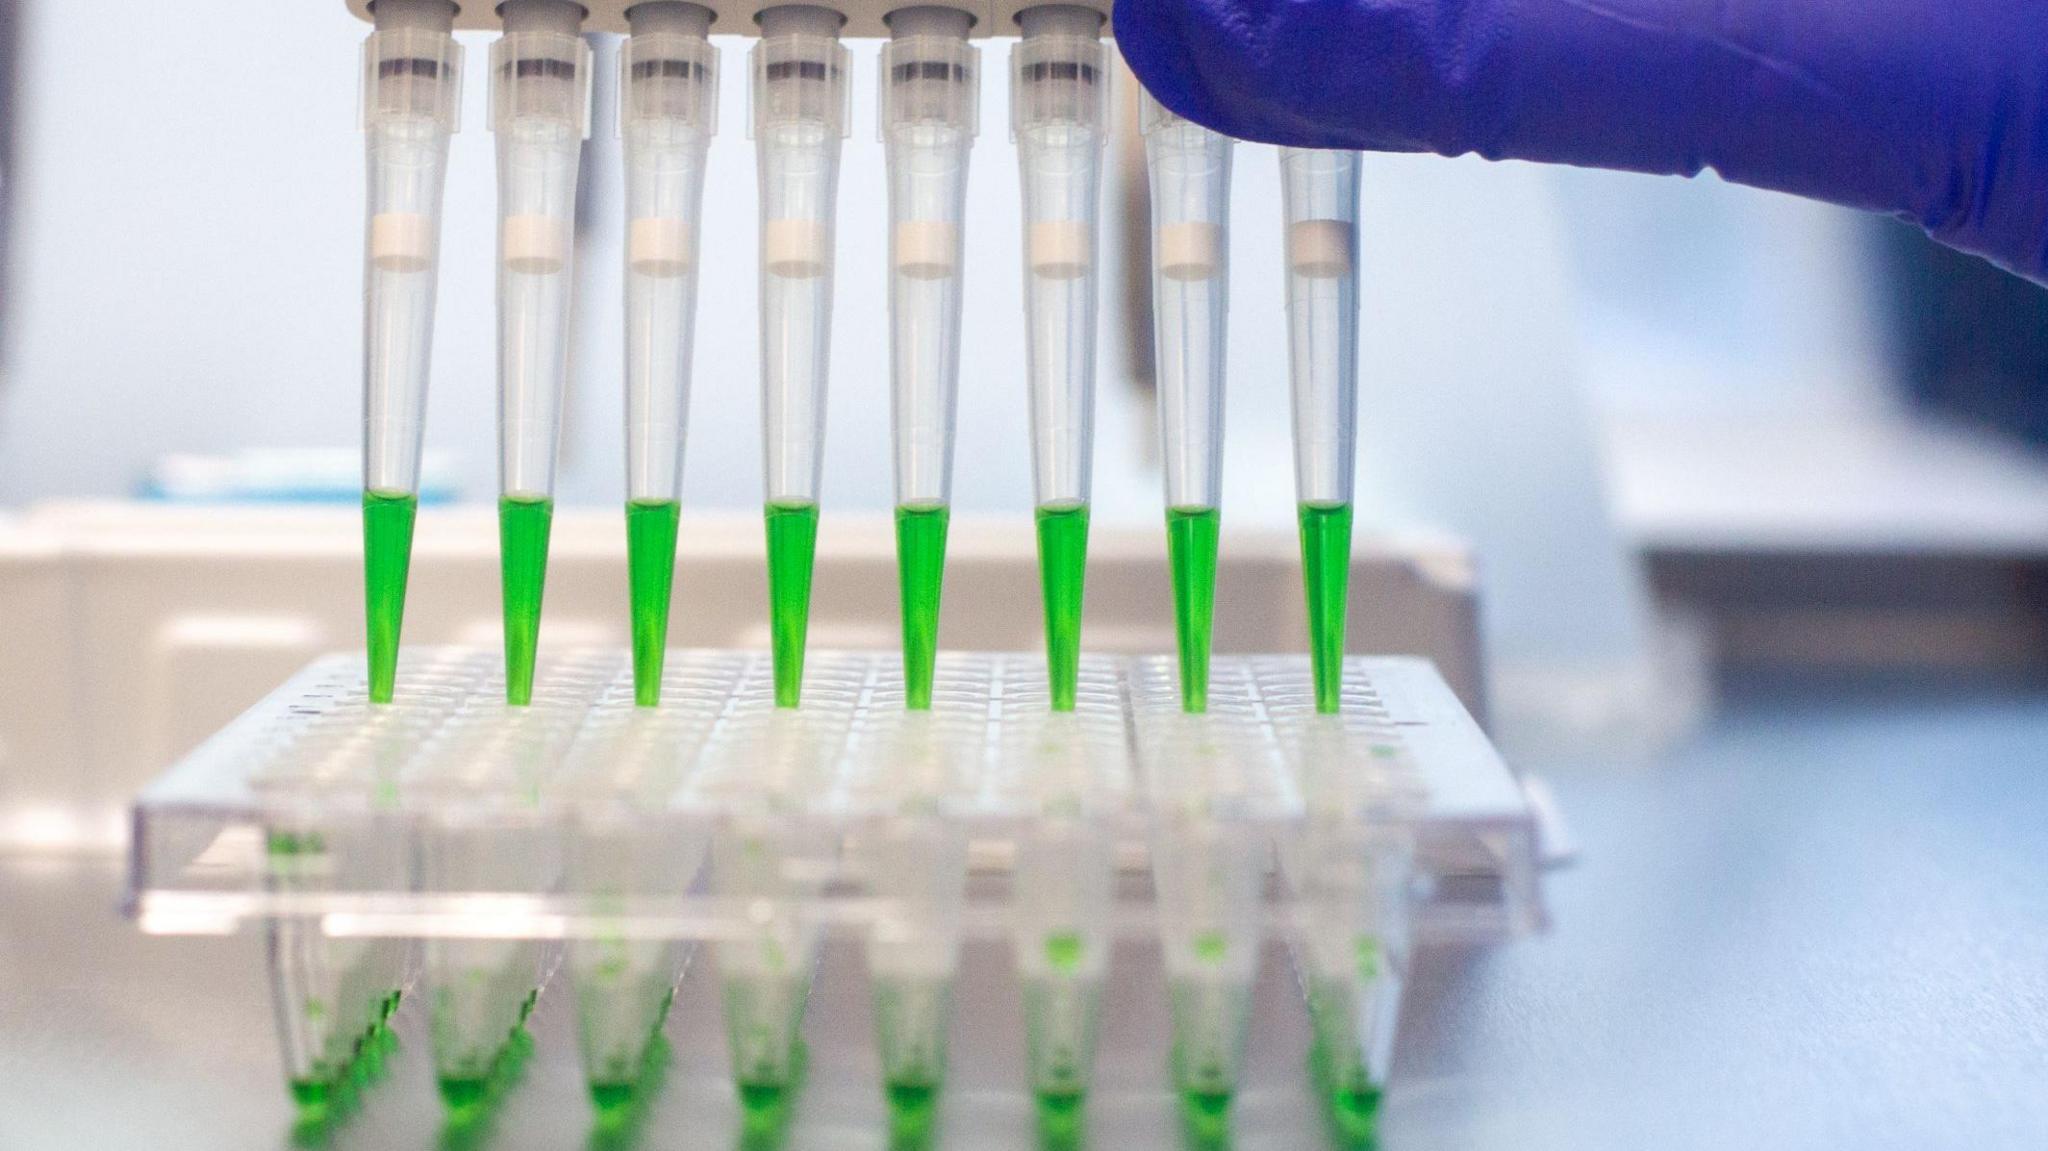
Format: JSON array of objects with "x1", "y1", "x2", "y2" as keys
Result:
[{"x1": 3, "y1": 684, "x2": 2046, "y2": 1150}]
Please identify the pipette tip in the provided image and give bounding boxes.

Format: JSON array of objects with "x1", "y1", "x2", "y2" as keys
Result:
[
  {"x1": 1297, "y1": 501, "x2": 1353, "y2": 714},
  {"x1": 895, "y1": 503, "x2": 950, "y2": 710},
  {"x1": 1034, "y1": 502, "x2": 1090, "y2": 711},
  {"x1": 1166, "y1": 506, "x2": 1220, "y2": 713},
  {"x1": 362, "y1": 489, "x2": 419, "y2": 704},
  {"x1": 765, "y1": 501, "x2": 820, "y2": 709},
  {"x1": 626, "y1": 499, "x2": 682, "y2": 707},
  {"x1": 499, "y1": 495, "x2": 555, "y2": 707}
]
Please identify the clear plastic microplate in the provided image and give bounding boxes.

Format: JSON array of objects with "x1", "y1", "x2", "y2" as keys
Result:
[{"x1": 129, "y1": 646, "x2": 1544, "y2": 1119}]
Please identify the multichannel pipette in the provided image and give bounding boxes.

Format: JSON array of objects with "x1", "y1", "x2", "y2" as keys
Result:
[
  {"x1": 1140, "y1": 94, "x2": 1233, "y2": 713},
  {"x1": 1013, "y1": 5, "x2": 1108, "y2": 713},
  {"x1": 881, "y1": 8, "x2": 978, "y2": 710},
  {"x1": 754, "y1": 5, "x2": 850, "y2": 709},
  {"x1": 1279, "y1": 148, "x2": 1363, "y2": 715},
  {"x1": 359, "y1": 0, "x2": 461, "y2": 704},
  {"x1": 620, "y1": 4, "x2": 719, "y2": 707},
  {"x1": 491, "y1": 0, "x2": 592, "y2": 706}
]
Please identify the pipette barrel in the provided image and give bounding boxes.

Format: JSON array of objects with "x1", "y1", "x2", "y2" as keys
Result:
[
  {"x1": 1279, "y1": 148, "x2": 1361, "y2": 507},
  {"x1": 491, "y1": 0, "x2": 591, "y2": 504},
  {"x1": 881, "y1": 7, "x2": 977, "y2": 509},
  {"x1": 622, "y1": 3, "x2": 718, "y2": 507},
  {"x1": 1141, "y1": 95, "x2": 1232, "y2": 514},
  {"x1": 753, "y1": 5, "x2": 849, "y2": 509},
  {"x1": 1013, "y1": 6, "x2": 1107, "y2": 511},
  {"x1": 361, "y1": 0, "x2": 460, "y2": 500}
]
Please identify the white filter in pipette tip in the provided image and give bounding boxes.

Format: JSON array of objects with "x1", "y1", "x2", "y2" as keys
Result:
[
  {"x1": 1287, "y1": 218, "x2": 1355, "y2": 278},
  {"x1": 629, "y1": 218, "x2": 695, "y2": 277}
]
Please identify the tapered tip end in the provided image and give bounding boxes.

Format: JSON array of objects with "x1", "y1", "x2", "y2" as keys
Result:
[
  {"x1": 896, "y1": 504, "x2": 951, "y2": 711},
  {"x1": 765, "y1": 503, "x2": 820, "y2": 710},
  {"x1": 362, "y1": 491, "x2": 419, "y2": 705},
  {"x1": 1298, "y1": 502, "x2": 1355, "y2": 715},
  {"x1": 1035, "y1": 503, "x2": 1090, "y2": 712},
  {"x1": 627, "y1": 500, "x2": 682, "y2": 709},
  {"x1": 1167, "y1": 507, "x2": 1220, "y2": 715},
  {"x1": 499, "y1": 497, "x2": 555, "y2": 707}
]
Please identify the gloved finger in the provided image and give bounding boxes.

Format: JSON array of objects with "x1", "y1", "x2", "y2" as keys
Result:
[{"x1": 1113, "y1": 0, "x2": 2048, "y2": 282}]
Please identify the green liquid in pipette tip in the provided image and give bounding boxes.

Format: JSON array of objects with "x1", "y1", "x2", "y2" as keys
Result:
[
  {"x1": 1166, "y1": 506, "x2": 1220, "y2": 713},
  {"x1": 895, "y1": 502, "x2": 950, "y2": 710},
  {"x1": 1298, "y1": 502, "x2": 1353, "y2": 714},
  {"x1": 362, "y1": 489, "x2": 418, "y2": 704},
  {"x1": 498, "y1": 495, "x2": 553, "y2": 706},
  {"x1": 1035, "y1": 502, "x2": 1090, "y2": 711},
  {"x1": 765, "y1": 501, "x2": 820, "y2": 709},
  {"x1": 626, "y1": 499, "x2": 681, "y2": 707}
]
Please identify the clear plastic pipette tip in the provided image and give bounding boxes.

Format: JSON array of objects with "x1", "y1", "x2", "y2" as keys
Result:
[
  {"x1": 621, "y1": 4, "x2": 719, "y2": 706},
  {"x1": 882, "y1": 8, "x2": 978, "y2": 711},
  {"x1": 1279, "y1": 147, "x2": 1363, "y2": 714},
  {"x1": 1141, "y1": 92, "x2": 1234, "y2": 713},
  {"x1": 1014, "y1": 6, "x2": 1108, "y2": 711},
  {"x1": 752, "y1": 6, "x2": 849, "y2": 708},
  {"x1": 359, "y1": 0, "x2": 461, "y2": 703},
  {"x1": 489, "y1": 0, "x2": 591, "y2": 704}
]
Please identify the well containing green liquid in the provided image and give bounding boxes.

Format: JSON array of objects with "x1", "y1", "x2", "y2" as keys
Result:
[
  {"x1": 498, "y1": 495, "x2": 554, "y2": 706},
  {"x1": 765, "y1": 501, "x2": 819, "y2": 709},
  {"x1": 1297, "y1": 502, "x2": 1354, "y2": 714},
  {"x1": 626, "y1": 499, "x2": 681, "y2": 707},
  {"x1": 1166, "y1": 506, "x2": 1220, "y2": 713},
  {"x1": 1034, "y1": 502, "x2": 1090, "y2": 711},
  {"x1": 1035, "y1": 1088, "x2": 1086, "y2": 1151},
  {"x1": 362, "y1": 489, "x2": 418, "y2": 704},
  {"x1": 886, "y1": 1080, "x2": 942, "y2": 1149},
  {"x1": 1179, "y1": 1087, "x2": 1235, "y2": 1148},
  {"x1": 895, "y1": 503, "x2": 951, "y2": 710}
]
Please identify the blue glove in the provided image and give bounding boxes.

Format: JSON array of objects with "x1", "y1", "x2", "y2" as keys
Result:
[{"x1": 1113, "y1": 0, "x2": 2048, "y2": 282}]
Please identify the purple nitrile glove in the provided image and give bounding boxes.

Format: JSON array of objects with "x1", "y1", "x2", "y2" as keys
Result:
[{"x1": 1113, "y1": 0, "x2": 2048, "y2": 282}]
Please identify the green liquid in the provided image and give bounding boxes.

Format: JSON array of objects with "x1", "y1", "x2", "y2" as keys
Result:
[
  {"x1": 1298, "y1": 502, "x2": 1353, "y2": 714},
  {"x1": 886, "y1": 1080, "x2": 941, "y2": 1149},
  {"x1": 738, "y1": 1078, "x2": 799, "y2": 1151},
  {"x1": 626, "y1": 499, "x2": 681, "y2": 707},
  {"x1": 362, "y1": 489, "x2": 418, "y2": 704},
  {"x1": 498, "y1": 495, "x2": 554, "y2": 706},
  {"x1": 895, "y1": 503, "x2": 951, "y2": 710},
  {"x1": 1326, "y1": 1084, "x2": 1382, "y2": 1149},
  {"x1": 289, "y1": 1077, "x2": 333, "y2": 1116},
  {"x1": 1035, "y1": 502, "x2": 1090, "y2": 712},
  {"x1": 1179, "y1": 1088, "x2": 1234, "y2": 1148},
  {"x1": 588, "y1": 1080, "x2": 635, "y2": 1119},
  {"x1": 765, "y1": 502, "x2": 820, "y2": 709},
  {"x1": 1035, "y1": 1089, "x2": 1086, "y2": 1151},
  {"x1": 438, "y1": 1076, "x2": 489, "y2": 1114},
  {"x1": 1044, "y1": 931, "x2": 1085, "y2": 973},
  {"x1": 1166, "y1": 506, "x2": 1220, "y2": 713}
]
